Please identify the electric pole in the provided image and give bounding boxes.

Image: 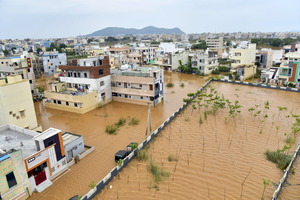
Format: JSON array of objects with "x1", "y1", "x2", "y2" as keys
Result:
[{"x1": 145, "y1": 102, "x2": 152, "y2": 139}]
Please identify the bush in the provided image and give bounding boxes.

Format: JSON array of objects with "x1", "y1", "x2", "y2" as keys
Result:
[
  {"x1": 148, "y1": 159, "x2": 169, "y2": 182},
  {"x1": 218, "y1": 66, "x2": 230, "y2": 72},
  {"x1": 180, "y1": 83, "x2": 185, "y2": 88},
  {"x1": 185, "y1": 116, "x2": 190, "y2": 121},
  {"x1": 115, "y1": 117, "x2": 126, "y2": 127},
  {"x1": 212, "y1": 69, "x2": 220, "y2": 74},
  {"x1": 105, "y1": 124, "x2": 118, "y2": 135},
  {"x1": 168, "y1": 154, "x2": 178, "y2": 162},
  {"x1": 129, "y1": 117, "x2": 140, "y2": 126},
  {"x1": 265, "y1": 149, "x2": 292, "y2": 171},
  {"x1": 166, "y1": 83, "x2": 174, "y2": 87},
  {"x1": 136, "y1": 150, "x2": 148, "y2": 161}
]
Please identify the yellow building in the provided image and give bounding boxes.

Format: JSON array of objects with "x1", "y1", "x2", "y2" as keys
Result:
[
  {"x1": 231, "y1": 44, "x2": 256, "y2": 68},
  {"x1": 0, "y1": 149, "x2": 32, "y2": 200},
  {"x1": 0, "y1": 75, "x2": 42, "y2": 131},
  {"x1": 236, "y1": 64, "x2": 257, "y2": 80},
  {"x1": 88, "y1": 49, "x2": 104, "y2": 57}
]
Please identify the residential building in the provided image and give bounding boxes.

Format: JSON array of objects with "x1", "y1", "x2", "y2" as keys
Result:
[
  {"x1": 128, "y1": 51, "x2": 142, "y2": 66},
  {"x1": 261, "y1": 67, "x2": 280, "y2": 83},
  {"x1": 154, "y1": 52, "x2": 189, "y2": 71},
  {"x1": 231, "y1": 44, "x2": 256, "y2": 68},
  {"x1": 255, "y1": 50, "x2": 274, "y2": 69},
  {"x1": 278, "y1": 51, "x2": 300, "y2": 86},
  {"x1": 191, "y1": 50, "x2": 219, "y2": 75},
  {"x1": 62, "y1": 132, "x2": 84, "y2": 162},
  {"x1": 134, "y1": 46, "x2": 157, "y2": 64},
  {"x1": 0, "y1": 75, "x2": 42, "y2": 131},
  {"x1": 39, "y1": 41, "x2": 53, "y2": 49},
  {"x1": 106, "y1": 46, "x2": 129, "y2": 57},
  {"x1": 44, "y1": 56, "x2": 112, "y2": 114},
  {"x1": 42, "y1": 52, "x2": 67, "y2": 75},
  {"x1": 0, "y1": 148, "x2": 32, "y2": 200},
  {"x1": 0, "y1": 124, "x2": 68, "y2": 194},
  {"x1": 111, "y1": 67, "x2": 164, "y2": 106},
  {"x1": 0, "y1": 52, "x2": 36, "y2": 93},
  {"x1": 205, "y1": 37, "x2": 223, "y2": 57},
  {"x1": 236, "y1": 64, "x2": 257, "y2": 80}
]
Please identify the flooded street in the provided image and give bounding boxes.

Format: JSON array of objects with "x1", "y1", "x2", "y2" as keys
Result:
[
  {"x1": 30, "y1": 72, "x2": 210, "y2": 200},
  {"x1": 31, "y1": 73, "x2": 300, "y2": 200}
]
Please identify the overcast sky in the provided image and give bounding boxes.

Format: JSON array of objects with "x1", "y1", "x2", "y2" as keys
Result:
[{"x1": 0, "y1": 0, "x2": 299, "y2": 39}]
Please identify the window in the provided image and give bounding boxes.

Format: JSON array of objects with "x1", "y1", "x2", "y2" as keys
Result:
[
  {"x1": 99, "y1": 60, "x2": 103, "y2": 65},
  {"x1": 58, "y1": 101, "x2": 61, "y2": 104},
  {"x1": 35, "y1": 141, "x2": 40, "y2": 151},
  {"x1": 31, "y1": 90, "x2": 34, "y2": 94},
  {"x1": 139, "y1": 84, "x2": 142, "y2": 87},
  {"x1": 125, "y1": 94, "x2": 128, "y2": 98},
  {"x1": 100, "y1": 81, "x2": 104, "y2": 86},
  {"x1": 48, "y1": 140, "x2": 54, "y2": 146},
  {"x1": 99, "y1": 69, "x2": 104, "y2": 75},
  {"x1": 118, "y1": 83, "x2": 121, "y2": 86},
  {"x1": 53, "y1": 100, "x2": 57, "y2": 104},
  {"x1": 140, "y1": 96, "x2": 143, "y2": 99},
  {"x1": 51, "y1": 63, "x2": 53, "y2": 66},
  {"x1": 19, "y1": 110, "x2": 25, "y2": 118},
  {"x1": 78, "y1": 73, "x2": 80, "y2": 77},
  {"x1": 29, "y1": 80, "x2": 32, "y2": 84},
  {"x1": 27, "y1": 69, "x2": 30, "y2": 72},
  {"x1": 59, "y1": 62, "x2": 61, "y2": 64},
  {"x1": 101, "y1": 92, "x2": 105, "y2": 97},
  {"x1": 129, "y1": 95, "x2": 131, "y2": 98},
  {"x1": 84, "y1": 73, "x2": 87, "y2": 78},
  {"x1": 74, "y1": 103, "x2": 78, "y2": 107},
  {"x1": 74, "y1": 73, "x2": 77, "y2": 77},
  {"x1": 66, "y1": 102, "x2": 69, "y2": 106},
  {"x1": 6, "y1": 172, "x2": 17, "y2": 189}
]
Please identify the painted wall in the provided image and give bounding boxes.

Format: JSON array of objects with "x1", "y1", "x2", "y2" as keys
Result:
[
  {"x1": 64, "y1": 136, "x2": 84, "y2": 162},
  {"x1": 232, "y1": 44, "x2": 256, "y2": 68},
  {"x1": 0, "y1": 77, "x2": 41, "y2": 131}
]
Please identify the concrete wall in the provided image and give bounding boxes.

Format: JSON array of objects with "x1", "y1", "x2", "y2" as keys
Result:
[
  {"x1": 64, "y1": 136, "x2": 84, "y2": 162},
  {"x1": 0, "y1": 79, "x2": 40, "y2": 130}
]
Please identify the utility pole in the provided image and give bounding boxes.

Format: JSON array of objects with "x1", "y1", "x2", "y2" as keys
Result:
[
  {"x1": 252, "y1": 65, "x2": 255, "y2": 82},
  {"x1": 145, "y1": 102, "x2": 152, "y2": 139}
]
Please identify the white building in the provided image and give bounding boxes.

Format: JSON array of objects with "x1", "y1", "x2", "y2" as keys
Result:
[
  {"x1": 231, "y1": 44, "x2": 256, "y2": 68},
  {"x1": 191, "y1": 50, "x2": 219, "y2": 75},
  {"x1": 42, "y1": 52, "x2": 67, "y2": 75}
]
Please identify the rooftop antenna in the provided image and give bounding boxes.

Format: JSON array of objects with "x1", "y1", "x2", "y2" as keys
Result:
[{"x1": 145, "y1": 102, "x2": 152, "y2": 139}]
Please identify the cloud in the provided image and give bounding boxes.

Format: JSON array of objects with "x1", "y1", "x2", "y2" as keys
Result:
[{"x1": 0, "y1": 0, "x2": 299, "y2": 39}]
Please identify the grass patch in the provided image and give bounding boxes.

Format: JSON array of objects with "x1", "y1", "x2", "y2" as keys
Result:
[
  {"x1": 136, "y1": 150, "x2": 148, "y2": 161},
  {"x1": 185, "y1": 116, "x2": 190, "y2": 121},
  {"x1": 265, "y1": 149, "x2": 292, "y2": 171},
  {"x1": 115, "y1": 117, "x2": 126, "y2": 127},
  {"x1": 168, "y1": 154, "x2": 178, "y2": 162},
  {"x1": 166, "y1": 83, "x2": 174, "y2": 87},
  {"x1": 286, "y1": 135, "x2": 295, "y2": 144},
  {"x1": 105, "y1": 124, "x2": 118, "y2": 135},
  {"x1": 148, "y1": 158, "x2": 169, "y2": 182},
  {"x1": 129, "y1": 117, "x2": 140, "y2": 126}
]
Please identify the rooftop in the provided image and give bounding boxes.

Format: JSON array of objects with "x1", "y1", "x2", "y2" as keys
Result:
[
  {"x1": 34, "y1": 128, "x2": 61, "y2": 142},
  {"x1": 0, "y1": 125, "x2": 37, "y2": 158},
  {"x1": 111, "y1": 66, "x2": 161, "y2": 78},
  {"x1": 62, "y1": 132, "x2": 82, "y2": 146}
]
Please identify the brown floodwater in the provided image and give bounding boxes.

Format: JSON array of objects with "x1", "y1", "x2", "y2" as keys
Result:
[{"x1": 30, "y1": 73, "x2": 300, "y2": 200}]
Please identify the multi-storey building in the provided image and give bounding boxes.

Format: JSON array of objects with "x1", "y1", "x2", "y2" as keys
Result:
[
  {"x1": 205, "y1": 37, "x2": 223, "y2": 57},
  {"x1": 255, "y1": 50, "x2": 274, "y2": 69},
  {"x1": 191, "y1": 50, "x2": 219, "y2": 75},
  {"x1": 42, "y1": 52, "x2": 67, "y2": 75},
  {"x1": 236, "y1": 63, "x2": 257, "y2": 80},
  {"x1": 231, "y1": 44, "x2": 256, "y2": 68},
  {"x1": 44, "y1": 56, "x2": 112, "y2": 114},
  {"x1": 0, "y1": 75, "x2": 42, "y2": 131},
  {"x1": 134, "y1": 46, "x2": 156, "y2": 64},
  {"x1": 278, "y1": 51, "x2": 300, "y2": 86},
  {"x1": 154, "y1": 52, "x2": 189, "y2": 71},
  {"x1": 111, "y1": 67, "x2": 164, "y2": 106},
  {"x1": 0, "y1": 52, "x2": 36, "y2": 93}
]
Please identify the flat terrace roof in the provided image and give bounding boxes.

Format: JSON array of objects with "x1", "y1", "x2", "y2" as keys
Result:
[{"x1": 0, "y1": 129, "x2": 36, "y2": 158}]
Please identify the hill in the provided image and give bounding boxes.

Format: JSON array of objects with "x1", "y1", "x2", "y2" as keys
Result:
[{"x1": 83, "y1": 26, "x2": 185, "y2": 37}]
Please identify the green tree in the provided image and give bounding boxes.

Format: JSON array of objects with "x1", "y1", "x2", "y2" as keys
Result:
[
  {"x1": 3, "y1": 50, "x2": 9, "y2": 56},
  {"x1": 36, "y1": 48, "x2": 42, "y2": 54},
  {"x1": 191, "y1": 40, "x2": 207, "y2": 50},
  {"x1": 59, "y1": 44, "x2": 67, "y2": 49},
  {"x1": 271, "y1": 38, "x2": 281, "y2": 47},
  {"x1": 87, "y1": 39, "x2": 93, "y2": 44}
]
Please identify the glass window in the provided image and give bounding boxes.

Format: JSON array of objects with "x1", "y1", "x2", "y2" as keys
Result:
[
  {"x1": 66, "y1": 102, "x2": 69, "y2": 106},
  {"x1": 58, "y1": 101, "x2": 61, "y2": 104},
  {"x1": 6, "y1": 172, "x2": 17, "y2": 189},
  {"x1": 53, "y1": 100, "x2": 57, "y2": 104},
  {"x1": 99, "y1": 69, "x2": 104, "y2": 75},
  {"x1": 100, "y1": 81, "x2": 104, "y2": 86},
  {"x1": 19, "y1": 110, "x2": 25, "y2": 118},
  {"x1": 74, "y1": 103, "x2": 78, "y2": 107}
]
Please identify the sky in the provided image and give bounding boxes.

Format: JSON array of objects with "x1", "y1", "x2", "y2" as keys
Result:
[{"x1": 0, "y1": 0, "x2": 299, "y2": 39}]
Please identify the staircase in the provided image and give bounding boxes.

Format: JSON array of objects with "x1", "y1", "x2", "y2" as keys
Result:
[{"x1": 36, "y1": 179, "x2": 53, "y2": 193}]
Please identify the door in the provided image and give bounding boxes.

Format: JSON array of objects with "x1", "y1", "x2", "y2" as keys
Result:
[
  {"x1": 67, "y1": 150, "x2": 73, "y2": 162},
  {"x1": 34, "y1": 170, "x2": 46, "y2": 186},
  {"x1": 150, "y1": 85, "x2": 153, "y2": 91}
]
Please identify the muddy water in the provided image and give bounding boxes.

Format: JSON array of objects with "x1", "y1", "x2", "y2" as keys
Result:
[
  {"x1": 92, "y1": 82, "x2": 300, "y2": 200},
  {"x1": 30, "y1": 72, "x2": 210, "y2": 200}
]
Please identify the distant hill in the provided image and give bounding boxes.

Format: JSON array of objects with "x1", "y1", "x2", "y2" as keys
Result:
[{"x1": 83, "y1": 26, "x2": 185, "y2": 37}]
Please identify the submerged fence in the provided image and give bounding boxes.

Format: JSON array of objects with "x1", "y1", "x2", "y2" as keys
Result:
[
  {"x1": 79, "y1": 79, "x2": 212, "y2": 200},
  {"x1": 79, "y1": 78, "x2": 299, "y2": 200}
]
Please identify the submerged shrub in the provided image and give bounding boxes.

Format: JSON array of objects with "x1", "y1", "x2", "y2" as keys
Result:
[
  {"x1": 265, "y1": 149, "x2": 292, "y2": 171},
  {"x1": 115, "y1": 117, "x2": 126, "y2": 127},
  {"x1": 166, "y1": 83, "x2": 174, "y2": 87},
  {"x1": 136, "y1": 150, "x2": 148, "y2": 161},
  {"x1": 105, "y1": 124, "x2": 118, "y2": 135},
  {"x1": 129, "y1": 117, "x2": 140, "y2": 126}
]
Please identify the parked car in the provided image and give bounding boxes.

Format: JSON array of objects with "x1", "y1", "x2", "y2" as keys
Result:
[{"x1": 115, "y1": 142, "x2": 138, "y2": 162}]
